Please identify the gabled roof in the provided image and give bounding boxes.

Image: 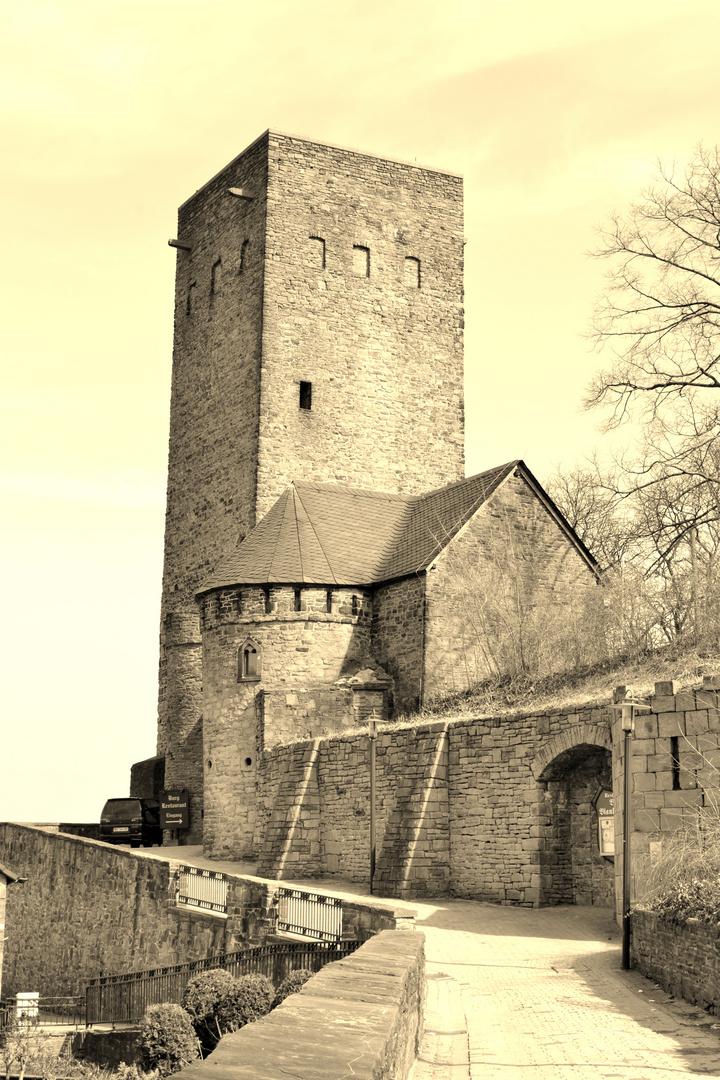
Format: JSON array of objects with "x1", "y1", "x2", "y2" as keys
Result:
[{"x1": 197, "y1": 461, "x2": 597, "y2": 594}]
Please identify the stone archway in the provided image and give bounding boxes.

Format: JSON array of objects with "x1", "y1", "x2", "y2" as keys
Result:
[{"x1": 532, "y1": 727, "x2": 614, "y2": 907}]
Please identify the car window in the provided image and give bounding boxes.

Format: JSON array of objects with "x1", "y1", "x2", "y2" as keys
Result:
[{"x1": 102, "y1": 799, "x2": 142, "y2": 822}]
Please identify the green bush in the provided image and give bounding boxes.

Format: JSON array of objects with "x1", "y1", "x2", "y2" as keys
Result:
[
  {"x1": 646, "y1": 878, "x2": 720, "y2": 925},
  {"x1": 139, "y1": 1003, "x2": 199, "y2": 1076},
  {"x1": 182, "y1": 968, "x2": 273, "y2": 1053},
  {"x1": 272, "y1": 968, "x2": 313, "y2": 1008},
  {"x1": 216, "y1": 974, "x2": 274, "y2": 1031},
  {"x1": 182, "y1": 969, "x2": 236, "y2": 1030}
]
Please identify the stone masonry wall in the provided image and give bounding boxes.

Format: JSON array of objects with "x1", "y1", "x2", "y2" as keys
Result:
[
  {"x1": 632, "y1": 909, "x2": 720, "y2": 1015},
  {"x1": 372, "y1": 575, "x2": 426, "y2": 715},
  {"x1": 257, "y1": 131, "x2": 465, "y2": 520},
  {"x1": 256, "y1": 723, "x2": 450, "y2": 897},
  {"x1": 157, "y1": 132, "x2": 270, "y2": 818},
  {"x1": 260, "y1": 687, "x2": 356, "y2": 746},
  {"x1": 0, "y1": 825, "x2": 417, "y2": 1001},
  {"x1": 200, "y1": 585, "x2": 375, "y2": 859},
  {"x1": 157, "y1": 131, "x2": 466, "y2": 843},
  {"x1": 0, "y1": 826, "x2": 249, "y2": 998},
  {"x1": 611, "y1": 679, "x2": 720, "y2": 920},
  {"x1": 255, "y1": 703, "x2": 614, "y2": 903},
  {"x1": 253, "y1": 681, "x2": 720, "y2": 905},
  {"x1": 177, "y1": 931, "x2": 425, "y2": 1080},
  {"x1": 424, "y1": 471, "x2": 598, "y2": 701}
]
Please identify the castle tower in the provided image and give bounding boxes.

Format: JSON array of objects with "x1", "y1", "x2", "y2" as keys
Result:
[{"x1": 157, "y1": 131, "x2": 465, "y2": 837}]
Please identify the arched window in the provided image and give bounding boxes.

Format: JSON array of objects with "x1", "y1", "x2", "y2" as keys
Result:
[
  {"x1": 238, "y1": 639, "x2": 262, "y2": 682},
  {"x1": 404, "y1": 256, "x2": 421, "y2": 288},
  {"x1": 309, "y1": 236, "x2": 326, "y2": 269}
]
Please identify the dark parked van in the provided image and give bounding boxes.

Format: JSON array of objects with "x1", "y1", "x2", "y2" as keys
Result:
[{"x1": 100, "y1": 798, "x2": 163, "y2": 848}]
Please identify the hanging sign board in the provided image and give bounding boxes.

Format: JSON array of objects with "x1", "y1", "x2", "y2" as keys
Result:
[
  {"x1": 595, "y1": 789, "x2": 615, "y2": 857},
  {"x1": 160, "y1": 790, "x2": 189, "y2": 830}
]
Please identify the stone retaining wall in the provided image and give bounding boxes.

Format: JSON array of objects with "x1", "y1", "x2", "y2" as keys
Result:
[
  {"x1": 0, "y1": 824, "x2": 416, "y2": 999},
  {"x1": 632, "y1": 908, "x2": 720, "y2": 1013},
  {"x1": 0, "y1": 825, "x2": 249, "y2": 998},
  {"x1": 178, "y1": 930, "x2": 425, "y2": 1080},
  {"x1": 256, "y1": 708, "x2": 613, "y2": 903},
  {"x1": 254, "y1": 681, "x2": 720, "y2": 906}
]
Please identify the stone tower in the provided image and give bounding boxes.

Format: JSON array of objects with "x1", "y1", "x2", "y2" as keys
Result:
[{"x1": 157, "y1": 130, "x2": 465, "y2": 836}]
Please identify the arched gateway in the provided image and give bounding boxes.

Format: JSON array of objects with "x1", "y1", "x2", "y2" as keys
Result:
[{"x1": 532, "y1": 723, "x2": 614, "y2": 907}]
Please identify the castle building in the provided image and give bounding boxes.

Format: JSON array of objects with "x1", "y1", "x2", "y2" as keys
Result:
[{"x1": 144, "y1": 130, "x2": 597, "y2": 852}]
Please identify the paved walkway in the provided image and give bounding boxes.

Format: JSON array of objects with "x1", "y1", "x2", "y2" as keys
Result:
[
  {"x1": 408, "y1": 902, "x2": 720, "y2": 1080},
  {"x1": 122, "y1": 846, "x2": 720, "y2": 1078}
]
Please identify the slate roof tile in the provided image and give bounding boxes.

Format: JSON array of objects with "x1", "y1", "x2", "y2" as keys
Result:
[{"x1": 198, "y1": 462, "x2": 520, "y2": 592}]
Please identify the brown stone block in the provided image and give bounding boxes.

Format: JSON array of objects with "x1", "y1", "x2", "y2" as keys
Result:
[
  {"x1": 651, "y1": 694, "x2": 677, "y2": 713},
  {"x1": 685, "y1": 710, "x2": 709, "y2": 736},
  {"x1": 646, "y1": 753, "x2": 673, "y2": 773},
  {"x1": 634, "y1": 773, "x2": 656, "y2": 791},
  {"x1": 658, "y1": 713, "x2": 686, "y2": 737},
  {"x1": 642, "y1": 792, "x2": 667, "y2": 808},
  {"x1": 633, "y1": 738, "x2": 656, "y2": 756},
  {"x1": 663, "y1": 789, "x2": 702, "y2": 808},
  {"x1": 634, "y1": 716, "x2": 659, "y2": 739},
  {"x1": 632, "y1": 808, "x2": 660, "y2": 831},
  {"x1": 659, "y1": 808, "x2": 688, "y2": 831}
]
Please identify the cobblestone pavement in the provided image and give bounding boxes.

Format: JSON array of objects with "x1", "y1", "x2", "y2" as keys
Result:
[
  {"x1": 129, "y1": 850, "x2": 720, "y2": 1078},
  {"x1": 409, "y1": 901, "x2": 720, "y2": 1080}
]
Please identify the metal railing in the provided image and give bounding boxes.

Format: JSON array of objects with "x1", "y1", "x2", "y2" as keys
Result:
[
  {"x1": 276, "y1": 888, "x2": 343, "y2": 942},
  {"x1": 0, "y1": 998, "x2": 85, "y2": 1030},
  {"x1": 175, "y1": 865, "x2": 228, "y2": 914},
  {"x1": 85, "y1": 940, "x2": 362, "y2": 1025}
]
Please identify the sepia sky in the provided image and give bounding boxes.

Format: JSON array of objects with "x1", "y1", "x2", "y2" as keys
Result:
[{"x1": 2, "y1": 0, "x2": 720, "y2": 821}]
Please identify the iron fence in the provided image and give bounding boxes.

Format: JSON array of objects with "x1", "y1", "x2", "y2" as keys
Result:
[
  {"x1": 0, "y1": 998, "x2": 85, "y2": 1030},
  {"x1": 175, "y1": 865, "x2": 228, "y2": 914},
  {"x1": 276, "y1": 887, "x2": 343, "y2": 941},
  {"x1": 85, "y1": 940, "x2": 362, "y2": 1025}
]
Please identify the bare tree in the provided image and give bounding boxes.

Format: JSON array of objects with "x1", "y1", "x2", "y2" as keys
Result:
[
  {"x1": 587, "y1": 144, "x2": 720, "y2": 428},
  {"x1": 545, "y1": 459, "x2": 631, "y2": 571}
]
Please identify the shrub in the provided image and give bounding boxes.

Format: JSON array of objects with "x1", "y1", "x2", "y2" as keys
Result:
[
  {"x1": 216, "y1": 974, "x2": 274, "y2": 1031},
  {"x1": 139, "y1": 1003, "x2": 199, "y2": 1076},
  {"x1": 272, "y1": 969, "x2": 313, "y2": 1008},
  {"x1": 182, "y1": 968, "x2": 273, "y2": 1053},
  {"x1": 182, "y1": 969, "x2": 236, "y2": 1029}
]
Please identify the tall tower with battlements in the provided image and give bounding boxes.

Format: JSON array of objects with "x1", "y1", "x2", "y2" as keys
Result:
[{"x1": 157, "y1": 130, "x2": 465, "y2": 838}]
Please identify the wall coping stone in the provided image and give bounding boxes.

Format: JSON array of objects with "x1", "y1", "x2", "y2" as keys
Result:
[{"x1": 177, "y1": 930, "x2": 425, "y2": 1080}]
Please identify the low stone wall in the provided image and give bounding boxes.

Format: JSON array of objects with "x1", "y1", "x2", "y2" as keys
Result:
[
  {"x1": 632, "y1": 908, "x2": 720, "y2": 1013},
  {"x1": 0, "y1": 825, "x2": 250, "y2": 997},
  {"x1": 0, "y1": 824, "x2": 416, "y2": 1000},
  {"x1": 178, "y1": 930, "x2": 425, "y2": 1080}
]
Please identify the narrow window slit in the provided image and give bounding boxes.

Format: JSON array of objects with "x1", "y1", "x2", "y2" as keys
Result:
[
  {"x1": 186, "y1": 282, "x2": 196, "y2": 316},
  {"x1": 352, "y1": 245, "x2": 370, "y2": 277},
  {"x1": 310, "y1": 236, "x2": 326, "y2": 269},
  {"x1": 299, "y1": 381, "x2": 312, "y2": 410},
  {"x1": 211, "y1": 258, "x2": 222, "y2": 296},
  {"x1": 404, "y1": 256, "x2": 421, "y2": 288},
  {"x1": 670, "y1": 736, "x2": 681, "y2": 790}
]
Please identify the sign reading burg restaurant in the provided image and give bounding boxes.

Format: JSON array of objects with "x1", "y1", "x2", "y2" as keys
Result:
[{"x1": 160, "y1": 790, "x2": 189, "y2": 830}]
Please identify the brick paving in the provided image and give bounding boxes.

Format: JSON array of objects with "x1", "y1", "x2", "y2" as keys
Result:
[
  {"x1": 140, "y1": 850, "x2": 720, "y2": 1078},
  {"x1": 409, "y1": 901, "x2": 720, "y2": 1079}
]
